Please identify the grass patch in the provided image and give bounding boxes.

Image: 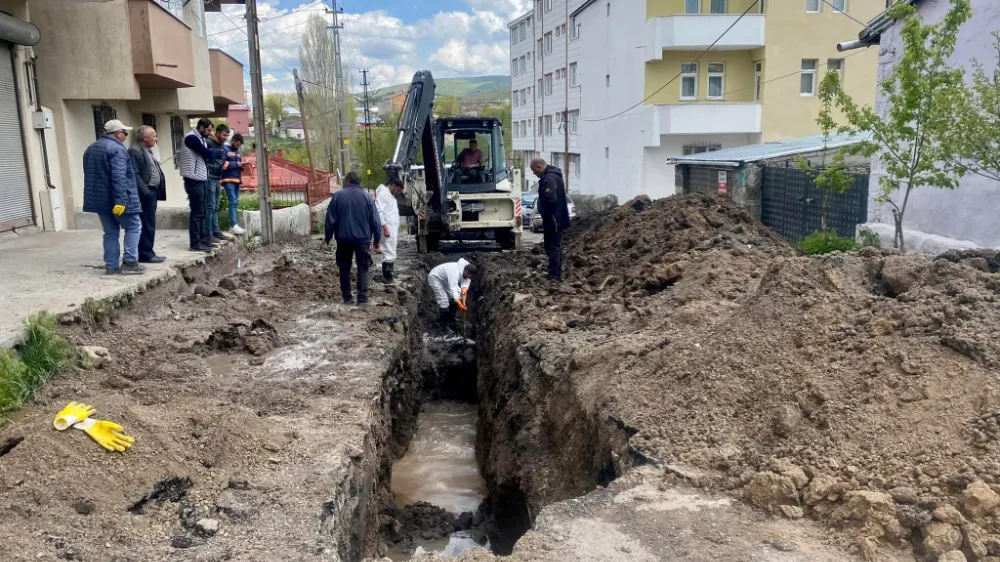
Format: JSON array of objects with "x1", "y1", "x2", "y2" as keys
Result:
[
  {"x1": 798, "y1": 230, "x2": 859, "y2": 255},
  {"x1": 0, "y1": 313, "x2": 73, "y2": 419}
]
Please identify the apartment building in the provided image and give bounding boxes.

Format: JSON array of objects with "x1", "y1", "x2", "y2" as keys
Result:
[
  {"x1": 0, "y1": 0, "x2": 245, "y2": 234},
  {"x1": 508, "y1": 0, "x2": 584, "y2": 193},
  {"x1": 509, "y1": 0, "x2": 882, "y2": 201}
]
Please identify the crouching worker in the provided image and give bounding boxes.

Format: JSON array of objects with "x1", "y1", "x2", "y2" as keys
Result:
[{"x1": 428, "y1": 258, "x2": 477, "y2": 328}]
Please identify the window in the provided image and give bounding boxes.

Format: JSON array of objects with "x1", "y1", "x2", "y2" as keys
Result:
[
  {"x1": 538, "y1": 117, "x2": 544, "y2": 136},
  {"x1": 828, "y1": 58, "x2": 844, "y2": 81},
  {"x1": 514, "y1": 122, "x2": 519, "y2": 137},
  {"x1": 544, "y1": 73, "x2": 552, "y2": 95},
  {"x1": 680, "y1": 62, "x2": 698, "y2": 100},
  {"x1": 545, "y1": 0, "x2": 551, "y2": 11},
  {"x1": 754, "y1": 62, "x2": 762, "y2": 101},
  {"x1": 170, "y1": 115, "x2": 185, "y2": 156},
  {"x1": 512, "y1": 29, "x2": 518, "y2": 44},
  {"x1": 522, "y1": 89, "x2": 527, "y2": 105},
  {"x1": 520, "y1": 57, "x2": 526, "y2": 74},
  {"x1": 536, "y1": 0, "x2": 542, "y2": 17},
  {"x1": 682, "y1": 143, "x2": 721, "y2": 155},
  {"x1": 707, "y1": 62, "x2": 725, "y2": 99},
  {"x1": 555, "y1": 26, "x2": 561, "y2": 38},
  {"x1": 92, "y1": 103, "x2": 116, "y2": 140},
  {"x1": 513, "y1": 90, "x2": 519, "y2": 107},
  {"x1": 569, "y1": 154, "x2": 580, "y2": 177},
  {"x1": 545, "y1": 115, "x2": 552, "y2": 135},
  {"x1": 538, "y1": 79, "x2": 544, "y2": 98},
  {"x1": 142, "y1": 113, "x2": 156, "y2": 129},
  {"x1": 605, "y1": 74, "x2": 610, "y2": 87},
  {"x1": 571, "y1": 16, "x2": 580, "y2": 39},
  {"x1": 801, "y1": 59, "x2": 817, "y2": 95},
  {"x1": 544, "y1": 32, "x2": 552, "y2": 54},
  {"x1": 520, "y1": 22, "x2": 526, "y2": 41},
  {"x1": 561, "y1": 24, "x2": 567, "y2": 35},
  {"x1": 570, "y1": 62, "x2": 577, "y2": 86},
  {"x1": 538, "y1": 39, "x2": 543, "y2": 59},
  {"x1": 685, "y1": 0, "x2": 699, "y2": 13},
  {"x1": 710, "y1": 0, "x2": 725, "y2": 13},
  {"x1": 831, "y1": 0, "x2": 846, "y2": 11},
  {"x1": 512, "y1": 59, "x2": 518, "y2": 76},
  {"x1": 806, "y1": 0, "x2": 819, "y2": 12},
  {"x1": 569, "y1": 110, "x2": 578, "y2": 133},
  {"x1": 155, "y1": 0, "x2": 183, "y2": 20}
]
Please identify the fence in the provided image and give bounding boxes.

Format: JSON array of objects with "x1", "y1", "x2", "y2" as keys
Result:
[
  {"x1": 760, "y1": 166, "x2": 869, "y2": 242},
  {"x1": 240, "y1": 155, "x2": 334, "y2": 207}
]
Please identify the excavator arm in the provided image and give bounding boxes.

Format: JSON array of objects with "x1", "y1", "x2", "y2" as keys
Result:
[{"x1": 384, "y1": 70, "x2": 443, "y2": 220}]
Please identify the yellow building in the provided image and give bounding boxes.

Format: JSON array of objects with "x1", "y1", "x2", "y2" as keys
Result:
[{"x1": 573, "y1": 0, "x2": 882, "y2": 200}]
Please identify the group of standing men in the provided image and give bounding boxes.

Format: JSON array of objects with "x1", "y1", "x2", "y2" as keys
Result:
[{"x1": 83, "y1": 118, "x2": 246, "y2": 275}]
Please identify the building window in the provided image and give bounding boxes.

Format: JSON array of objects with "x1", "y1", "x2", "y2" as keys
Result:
[
  {"x1": 806, "y1": 0, "x2": 819, "y2": 12},
  {"x1": 155, "y1": 0, "x2": 183, "y2": 20},
  {"x1": 555, "y1": 26, "x2": 561, "y2": 38},
  {"x1": 513, "y1": 91, "x2": 519, "y2": 107},
  {"x1": 801, "y1": 59, "x2": 818, "y2": 95},
  {"x1": 535, "y1": 0, "x2": 542, "y2": 17},
  {"x1": 682, "y1": 143, "x2": 721, "y2": 155},
  {"x1": 571, "y1": 16, "x2": 580, "y2": 39},
  {"x1": 545, "y1": 115, "x2": 552, "y2": 135},
  {"x1": 828, "y1": 58, "x2": 844, "y2": 82},
  {"x1": 569, "y1": 154, "x2": 580, "y2": 177},
  {"x1": 142, "y1": 113, "x2": 157, "y2": 129},
  {"x1": 512, "y1": 59, "x2": 518, "y2": 76},
  {"x1": 538, "y1": 117, "x2": 543, "y2": 136},
  {"x1": 832, "y1": 0, "x2": 846, "y2": 11},
  {"x1": 537, "y1": 39, "x2": 543, "y2": 59},
  {"x1": 170, "y1": 115, "x2": 185, "y2": 155},
  {"x1": 561, "y1": 24, "x2": 567, "y2": 35},
  {"x1": 92, "y1": 103, "x2": 117, "y2": 140},
  {"x1": 520, "y1": 57, "x2": 526, "y2": 74},
  {"x1": 544, "y1": 73, "x2": 552, "y2": 95},
  {"x1": 538, "y1": 79, "x2": 544, "y2": 99},
  {"x1": 512, "y1": 29, "x2": 517, "y2": 44},
  {"x1": 754, "y1": 62, "x2": 762, "y2": 101},
  {"x1": 569, "y1": 110, "x2": 578, "y2": 133},
  {"x1": 513, "y1": 122, "x2": 518, "y2": 137},
  {"x1": 522, "y1": 89, "x2": 528, "y2": 105},
  {"x1": 707, "y1": 62, "x2": 725, "y2": 99},
  {"x1": 570, "y1": 63, "x2": 577, "y2": 86},
  {"x1": 685, "y1": 0, "x2": 699, "y2": 13},
  {"x1": 710, "y1": 0, "x2": 726, "y2": 13},
  {"x1": 545, "y1": 0, "x2": 552, "y2": 11},
  {"x1": 544, "y1": 32, "x2": 552, "y2": 54},
  {"x1": 521, "y1": 22, "x2": 527, "y2": 41},
  {"x1": 680, "y1": 63, "x2": 698, "y2": 100}
]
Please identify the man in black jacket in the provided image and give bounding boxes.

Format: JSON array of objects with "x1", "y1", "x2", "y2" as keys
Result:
[
  {"x1": 530, "y1": 158, "x2": 571, "y2": 282},
  {"x1": 128, "y1": 126, "x2": 167, "y2": 264},
  {"x1": 324, "y1": 172, "x2": 383, "y2": 304}
]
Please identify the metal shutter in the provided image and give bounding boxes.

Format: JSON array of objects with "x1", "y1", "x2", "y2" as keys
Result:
[{"x1": 0, "y1": 42, "x2": 33, "y2": 231}]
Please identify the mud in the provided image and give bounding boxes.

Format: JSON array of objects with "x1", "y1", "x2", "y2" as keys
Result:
[{"x1": 470, "y1": 192, "x2": 1000, "y2": 561}]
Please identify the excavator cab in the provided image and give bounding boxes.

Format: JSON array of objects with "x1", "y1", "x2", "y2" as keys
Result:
[{"x1": 437, "y1": 118, "x2": 508, "y2": 193}]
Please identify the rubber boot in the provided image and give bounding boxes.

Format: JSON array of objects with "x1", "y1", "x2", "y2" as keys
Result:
[{"x1": 383, "y1": 261, "x2": 394, "y2": 283}]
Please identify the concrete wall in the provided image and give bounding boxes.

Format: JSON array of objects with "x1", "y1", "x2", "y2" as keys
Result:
[
  {"x1": 645, "y1": 50, "x2": 757, "y2": 104},
  {"x1": 643, "y1": 133, "x2": 759, "y2": 200},
  {"x1": 758, "y1": 0, "x2": 880, "y2": 141},
  {"x1": 866, "y1": 0, "x2": 1000, "y2": 251}
]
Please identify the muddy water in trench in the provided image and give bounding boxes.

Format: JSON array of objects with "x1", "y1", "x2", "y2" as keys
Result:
[{"x1": 390, "y1": 402, "x2": 488, "y2": 560}]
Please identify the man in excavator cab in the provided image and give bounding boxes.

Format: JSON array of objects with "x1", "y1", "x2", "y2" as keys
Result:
[{"x1": 453, "y1": 139, "x2": 485, "y2": 184}]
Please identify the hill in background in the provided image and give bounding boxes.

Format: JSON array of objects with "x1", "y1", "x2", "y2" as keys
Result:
[{"x1": 373, "y1": 75, "x2": 510, "y2": 103}]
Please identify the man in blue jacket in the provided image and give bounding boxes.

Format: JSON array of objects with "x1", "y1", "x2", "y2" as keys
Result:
[
  {"x1": 530, "y1": 158, "x2": 571, "y2": 282},
  {"x1": 83, "y1": 119, "x2": 145, "y2": 275},
  {"x1": 324, "y1": 172, "x2": 382, "y2": 304}
]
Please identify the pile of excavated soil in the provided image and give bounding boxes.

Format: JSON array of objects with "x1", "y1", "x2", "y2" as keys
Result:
[{"x1": 486, "y1": 192, "x2": 1000, "y2": 561}]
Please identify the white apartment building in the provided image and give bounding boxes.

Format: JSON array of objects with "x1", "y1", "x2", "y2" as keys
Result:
[{"x1": 508, "y1": 0, "x2": 584, "y2": 193}]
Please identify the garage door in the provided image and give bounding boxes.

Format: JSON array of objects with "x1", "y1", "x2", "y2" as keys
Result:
[{"x1": 0, "y1": 41, "x2": 33, "y2": 231}]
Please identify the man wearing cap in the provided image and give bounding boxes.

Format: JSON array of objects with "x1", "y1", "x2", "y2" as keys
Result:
[{"x1": 82, "y1": 119, "x2": 145, "y2": 275}]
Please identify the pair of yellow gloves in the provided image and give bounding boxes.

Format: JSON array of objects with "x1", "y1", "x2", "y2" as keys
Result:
[{"x1": 53, "y1": 402, "x2": 135, "y2": 452}]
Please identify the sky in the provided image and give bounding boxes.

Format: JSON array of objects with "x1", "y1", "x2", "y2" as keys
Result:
[{"x1": 206, "y1": 0, "x2": 529, "y2": 97}]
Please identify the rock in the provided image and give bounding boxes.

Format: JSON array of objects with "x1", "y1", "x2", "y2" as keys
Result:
[
  {"x1": 194, "y1": 518, "x2": 220, "y2": 538},
  {"x1": 80, "y1": 346, "x2": 110, "y2": 369},
  {"x1": 216, "y1": 489, "x2": 261, "y2": 522},
  {"x1": 171, "y1": 536, "x2": 195, "y2": 549},
  {"x1": 881, "y1": 256, "x2": 924, "y2": 296},
  {"x1": 193, "y1": 284, "x2": 213, "y2": 297},
  {"x1": 453, "y1": 512, "x2": 474, "y2": 530},
  {"x1": 962, "y1": 522, "x2": 989, "y2": 559},
  {"x1": 804, "y1": 474, "x2": 843, "y2": 505},
  {"x1": 897, "y1": 505, "x2": 933, "y2": 529},
  {"x1": 834, "y1": 491, "x2": 903, "y2": 540},
  {"x1": 963, "y1": 480, "x2": 1000, "y2": 519},
  {"x1": 932, "y1": 505, "x2": 966, "y2": 525},
  {"x1": 772, "y1": 460, "x2": 809, "y2": 490},
  {"x1": 772, "y1": 404, "x2": 803, "y2": 437},
  {"x1": 72, "y1": 499, "x2": 95, "y2": 516},
  {"x1": 962, "y1": 257, "x2": 991, "y2": 273},
  {"x1": 923, "y1": 522, "x2": 964, "y2": 557},
  {"x1": 227, "y1": 477, "x2": 251, "y2": 490},
  {"x1": 218, "y1": 277, "x2": 240, "y2": 291},
  {"x1": 780, "y1": 505, "x2": 804, "y2": 519},
  {"x1": 744, "y1": 472, "x2": 798, "y2": 511},
  {"x1": 938, "y1": 551, "x2": 968, "y2": 562},
  {"x1": 889, "y1": 487, "x2": 920, "y2": 505}
]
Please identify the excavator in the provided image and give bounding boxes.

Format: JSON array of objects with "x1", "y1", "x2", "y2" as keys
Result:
[{"x1": 385, "y1": 70, "x2": 522, "y2": 253}]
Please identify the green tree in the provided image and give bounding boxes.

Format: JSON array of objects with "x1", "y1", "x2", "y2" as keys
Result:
[
  {"x1": 299, "y1": 15, "x2": 340, "y2": 173},
  {"x1": 435, "y1": 95, "x2": 460, "y2": 117},
  {"x1": 818, "y1": 0, "x2": 971, "y2": 252},
  {"x1": 480, "y1": 101, "x2": 512, "y2": 163},
  {"x1": 263, "y1": 93, "x2": 288, "y2": 135},
  {"x1": 950, "y1": 31, "x2": 1000, "y2": 182},
  {"x1": 354, "y1": 112, "x2": 405, "y2": 190}
]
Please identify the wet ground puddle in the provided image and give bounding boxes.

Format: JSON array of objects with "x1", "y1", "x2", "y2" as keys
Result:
[{"x1": 389, "y1": 402, "x2": 487, "y2": 560}]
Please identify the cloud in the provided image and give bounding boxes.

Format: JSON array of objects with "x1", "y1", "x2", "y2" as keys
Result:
[{"x1": 430, "y1": 40, "x2": 510, "y2": 75}]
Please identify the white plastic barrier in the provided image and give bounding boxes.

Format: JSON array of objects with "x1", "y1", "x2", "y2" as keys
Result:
[{"x1": 242, "y1": 203, "x2": 312, "y2": 241}]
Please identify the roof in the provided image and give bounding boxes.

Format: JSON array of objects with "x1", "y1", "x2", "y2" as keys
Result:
[
  {"x1": 571, "y1": 0, "x2": 600, "y2": 18},
  {"x1": 241, "y1": 154, "x2": 331, "y2": 191},
  {"x1": 666, "y1": 132, "x2": 872, "y2": 167},
  {"x1": 857, "y1": 0, "x2": 921, "y2": 46},
  {"x1": 279, "y1": 118, "x2": 303, "y2": 129},
  {"x1": 507, "y1": 10, "x2": 532, "y2": 27}
]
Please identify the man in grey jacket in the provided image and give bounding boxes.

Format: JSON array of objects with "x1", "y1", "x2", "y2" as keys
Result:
[
  {"x1": 324, "y1": 172, "x2": 382, "y2": 305},
  {"x1": 176, "y1": 118, "x2": 229, "y2": 252},
  {"x1": 128, "y1": 126, "x2": 166, "y2": 263}
]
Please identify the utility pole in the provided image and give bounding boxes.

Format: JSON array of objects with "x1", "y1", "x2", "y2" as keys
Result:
[
  {"x1": 563, "y1": 0, "x2": 570, "y2": 191},
  {"x1": 246, "y1": 0, "x2": 273, "y2": 243},
  {"x1": 292, "y1": 68, "x2": 318, "y2": 205},
  {"x1": 361, "y1": 68, "x2": 375, "y2": 186},
  {"x1": 328, "y1": 0, "x2": 349, "y2": 178}
]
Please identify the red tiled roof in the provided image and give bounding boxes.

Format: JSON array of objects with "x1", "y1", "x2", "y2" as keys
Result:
[{"x1": 240, "y1": 154, "x2": 334, "y2": 192}]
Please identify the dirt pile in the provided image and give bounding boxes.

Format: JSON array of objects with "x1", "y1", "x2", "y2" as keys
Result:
[
  {"x1": 379, "y1": 501, "x2": 481, "y2": 554},
  {"x1": 479, "y1": 192, "x2": 1000, "y2": 561}
]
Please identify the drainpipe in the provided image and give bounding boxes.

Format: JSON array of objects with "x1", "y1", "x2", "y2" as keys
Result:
[{"x1": 28, "y1": 58, "x2": 57, "y2": 192}]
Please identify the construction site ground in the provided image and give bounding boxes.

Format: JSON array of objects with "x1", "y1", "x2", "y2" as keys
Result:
[{"x1": 3, "y1": 193, "x2": 1000, "y2": 562}]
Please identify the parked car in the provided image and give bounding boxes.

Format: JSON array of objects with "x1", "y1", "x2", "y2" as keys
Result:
[
  {"x1": 521, "y1": 192, "x2": 538, "y2": 228},
  {"x1": 530, "y1": 194, "x2": 575, "y2": 232}
]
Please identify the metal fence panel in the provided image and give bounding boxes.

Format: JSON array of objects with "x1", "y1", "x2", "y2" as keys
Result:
[{"x1": 761, "y1": 166, "x2": 868, "y2": 242}]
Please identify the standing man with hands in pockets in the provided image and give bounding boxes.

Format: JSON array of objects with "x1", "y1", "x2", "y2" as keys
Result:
[
  {"x1": 324, "y1": 172, "x2": 382, "y2": 305},
  {"x1": 128, "y1": 125, "x2": 167, "y2": 264}
]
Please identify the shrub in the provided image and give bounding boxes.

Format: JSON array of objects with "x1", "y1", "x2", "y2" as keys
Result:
[
  {"x1": 0, "y1": 313, "x2": 73, "y2": 420},
  {"x1": 798, "y1": 230, "x2": 858, "y2": 255},
  {"x1": 858, "y1": 227, "x2": 882, "y2": 248}
]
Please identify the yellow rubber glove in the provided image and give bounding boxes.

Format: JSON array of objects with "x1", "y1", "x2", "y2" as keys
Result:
[
  {"x1": 73, "y1": 418, "x2": 135, "y2": 452},
  {"x1": 112, "y1": 204, "x2": 125, "y2": 216},
  {"x1": 53, "y1": 402, "x2": 96, "y2": 431}
]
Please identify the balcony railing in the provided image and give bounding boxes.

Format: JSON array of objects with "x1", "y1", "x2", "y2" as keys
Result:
[
  {"x1": 649, "y1": 102, "x2": 761, "y2": 144},
  {"x1": 647, "y1": 14, "x2": 765, "y2": 61},
  {"x1": 128, "y1": 0, "x2": 196, "y2": 88}
]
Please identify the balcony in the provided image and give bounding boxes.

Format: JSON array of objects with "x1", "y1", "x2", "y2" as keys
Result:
[
  {"x1": 648, "y1": 103, "x2": 761, "y2": 144},
  {"x1": 210, "y1": 49, "x2": 246, "y2": 106},
  {"x1": 128, "y1": 0, "x2": 196, "y2": 89},
  {"x1": 646, "y1": 14, "x2": 765, "y2": 61}
]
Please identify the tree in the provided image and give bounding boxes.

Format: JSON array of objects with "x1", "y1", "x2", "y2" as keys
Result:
[
  {"x1": 353, "y1": 112, "x2": 404, "y2": 190},
  {"x1": 299, "y1": 15, "x2": 339, "y2": 173},
  {"x1": 950, "y1": 31, "x2": 1000, "y2": 182},
  {"x1": 480, "y1": 101, "x2": 513, "y2": 163},
  {"x1": 818, "y1": 0, "x2": 971, "y2": 252},
  {"x1": 435, "y1": 95, "x2": 460, "y2": 117},
  {"x1": 263, "y1": 93, "x2": 288, "y2": 135}
]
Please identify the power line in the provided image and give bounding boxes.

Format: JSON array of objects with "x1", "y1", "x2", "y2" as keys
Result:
[
  {"x1": 207, "y1": 1, "x2": 325, "y2": 36},
  {"x1": 821, "y1": 0, "x2": 872, "y2": 30},
  {"x1": 581, "y1": 0, "x2": 760, "y2": 123}
]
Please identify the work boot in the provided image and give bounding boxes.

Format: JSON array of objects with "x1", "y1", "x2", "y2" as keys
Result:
[
  {"x1": 120, "y1": 262, "x2": 146, "y2": 276},
  {"x1": 382, "y1": 262, "x2": 394, "y2": 283}
]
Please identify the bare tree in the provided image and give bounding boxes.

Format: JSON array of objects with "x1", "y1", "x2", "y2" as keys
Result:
[{"x1": 299, "y1": 15, "x2": 339, "y2": 172}]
